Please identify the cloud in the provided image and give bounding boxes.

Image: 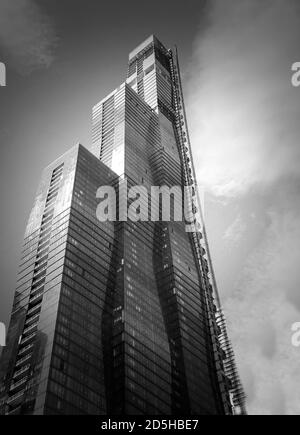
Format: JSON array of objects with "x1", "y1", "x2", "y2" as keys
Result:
[
  {"x1": 186, "y1": 0, "x2": 300, "y2": 414},
  {"x1": 223, "y1": 213, "x2": 246, "y2": 248},
  {"x1": 224, "y1": 205, "x2": 300, "y2": 414},
  {"x1": 186, "y1": 0, "x2": 300, "y2": 198},
  {"x1": 0, "y1": 0, "x2": 58, "y2": 74}
]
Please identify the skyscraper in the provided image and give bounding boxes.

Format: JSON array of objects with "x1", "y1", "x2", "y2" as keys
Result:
[{"x1": 0, "y1": 36, "x2": 246, "y2": 415}]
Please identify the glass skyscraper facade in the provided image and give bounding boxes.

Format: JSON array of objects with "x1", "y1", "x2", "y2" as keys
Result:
[
  {"x1": 0, "y1": 36, "x2": 245, "y2": 415},
  {"x1": 0, "y1": 145, "x2": 119, "y2": 414}
]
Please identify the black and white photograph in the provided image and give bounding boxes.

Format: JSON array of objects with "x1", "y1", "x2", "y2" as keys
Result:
[{"x1": 0, "y1": 0, "x2": 300, "y2": 420}]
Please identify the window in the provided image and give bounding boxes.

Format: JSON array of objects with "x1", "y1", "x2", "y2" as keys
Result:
[{"x1": 145, "y1": 64, "x2": 154, "y2": 75}]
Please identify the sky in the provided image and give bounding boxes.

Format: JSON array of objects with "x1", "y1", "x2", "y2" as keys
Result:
[{"x1": 0, "y1": 0, "x2": 300, "y2": 415}]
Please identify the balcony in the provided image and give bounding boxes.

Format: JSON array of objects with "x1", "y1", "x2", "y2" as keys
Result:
[
  {"x1": 29, "y1": 291, "x2": 43, "y2": 305},
  {"x1": 27, "y1": 303, "x2": 42, "y2": 317},
  {"x1": 10, "y1": 376, "x2": 28, "y2": 392},
  {"x1": 25, "y1": 313, "x2": 40, "y2": 326},
  {"x1": 13, "y1": 365, "x2": 30, "y2": 379},
  {"x1": 20, "y1": 332, "x2": 36, "y2": 346},
  {"x1": 15, "y1": 353, "x2": 32, "y2": 367},
  {"x1": 6, "y1": 390, "x2": 25, "y2": 405},
  {"x1": 31, "y1": 278, "x2": 45, "y2": 292},
  {"x1": 18, "y1": 343, "x2": 33, "y2": 356},
  {"x1": 22, "y1": 322, "x2": 38, "y2": 336}
]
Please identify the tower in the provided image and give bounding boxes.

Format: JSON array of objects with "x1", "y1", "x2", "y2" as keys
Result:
[
  {"x1": 90, "y1": 35, "x2": 245, "y2": 415},
  {"x1": 0, "y1": 36, "x2": 246, "y2": 415}
]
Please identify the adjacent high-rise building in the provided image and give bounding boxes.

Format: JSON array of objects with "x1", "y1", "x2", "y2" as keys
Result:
[{"x1": 0, "y1": 36, "x2": 246, "y2": 415}]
